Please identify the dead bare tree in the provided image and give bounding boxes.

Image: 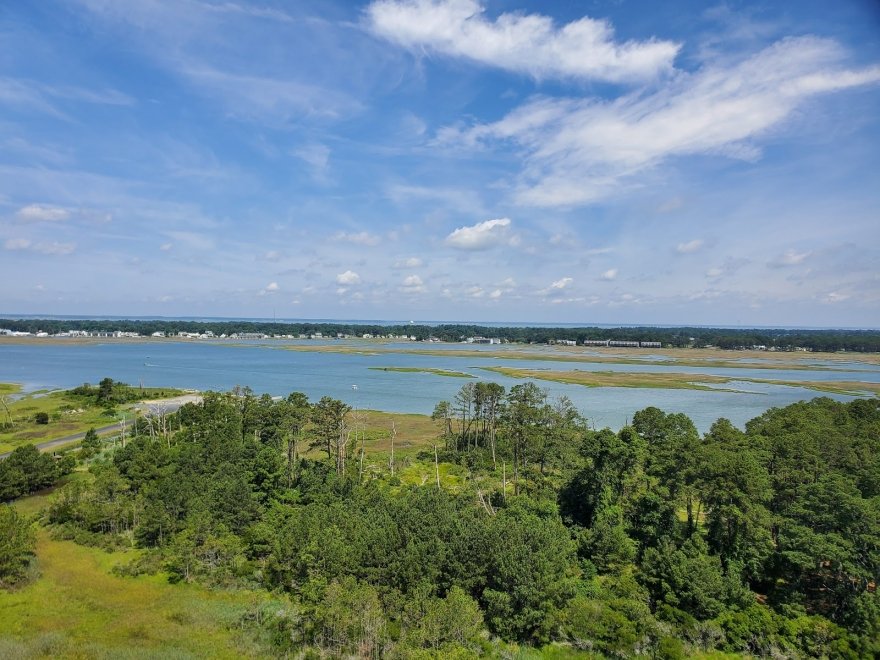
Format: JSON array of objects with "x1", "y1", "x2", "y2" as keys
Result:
[
  {"x1": 0, "y1": 394, "x2": 14, "y2": 429},
  {"x1": 389, "y1": 421, "x2": 397, "y2": 477}
]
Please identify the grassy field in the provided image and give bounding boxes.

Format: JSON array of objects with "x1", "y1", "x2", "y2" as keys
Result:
[
  {"x1": 0, "y1": 384, "x2": 185, "y2": 454},
  {"x1": 278, "y1": 342, "x2": 867, "y2": 371},
  {"x1": 1, "y1": 487, "x2": 278, "y2": 659},
  {"x1": 481, "y1": 366, "x2": 880, "y2": 396},
  {"x1": 0, "y1": 533, "x2": 276, "y2": 659},
  {"x1": 369, "y1": 366, "x2": 476, "y2": 378},
  {"x1": 482, "y1": 367, "x2": 745, "y2": 392}
]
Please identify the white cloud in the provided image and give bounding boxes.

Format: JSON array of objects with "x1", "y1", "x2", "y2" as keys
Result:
[
  {"x1": 445, "y1": 217, "x2": 511, "y2": 250},
  {"x1": 600, "y1": 268, "x2": 618, "y2": 281},
  {"x1": 551, "y1": 277, "x2": 573, "y2": 289},
  {"x1": 4, "y1": 238, "x2": 75, "y2": 254},
  {"x1": 4, "y1": 238, "x2": 31, "y2": 250},
  {"x1": 489, "y1": 289, "x2": 502, "y2": 299},
  {"x1": 16, "y1": 204, "x2": 70, "y2": 222},
  {"x1": 336, "y1": 270, "x2": 361, "y2": 285},
  {"x1": 36, "y1": 241, "x2": 76, "y2": 255},
  {"x1": 823, "y1": 291, "x2": 850, "y2": 304},
  {"x1": 706, "y1": 257, "x2": 749, "y2": 279},
  {"x1": 366, "y1": 0, "x2": 679, "y2": 82},
  {"x1": 294, "y1": 143, "x2": 331, "y2": 182},
  {"x1": 166, "y1": 230, "x2": 215, "y2": 250},
  {"x1": 393, "y1": 256, "x2": 423, "y2": 268},
  {"x1": 265, "y1": 281, "x2": 279, "y2": 292},
  {"x1": 182, "y1": 66, "x2": 362, "y2": 123},
  {"x1": 400, "y1": 274, "x2": 426, "y2": 293},
  {"x1": 770, "y1": 249, "x2": 812, "y2": 267},
  {"x1": 160, "y1": 243, "x2": 173, "y2": 251},
  {"x1": 676, "y1": 239, "x2": 704, "y2": 254},
  {"x1": 442, "y1": 37, "x2": 880, "y2": 207},
  {"x1": 334, "y1": 231, "x2": 381, "y2": 246}
]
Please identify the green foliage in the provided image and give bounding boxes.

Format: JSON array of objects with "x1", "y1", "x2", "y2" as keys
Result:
[
  {"x1": 641, "y1": 536, "x2": 747, "y2": 620},
  {"x1": 0, "y1": 505, "x2": 35, "y2": 587},
  {"x1": 79, "y1": 427, "x2": 101, "y2": 460},
  {"x1": 30, "y1": 387, "x2": 880, "y2": 657},
  {"x1": 0, "y1": 444, "x2": 73, "y2": 501}
]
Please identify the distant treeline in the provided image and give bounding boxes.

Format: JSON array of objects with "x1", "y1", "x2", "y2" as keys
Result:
[{"x1": 2, "y1": 318, "x2": 880, "y2": 352}]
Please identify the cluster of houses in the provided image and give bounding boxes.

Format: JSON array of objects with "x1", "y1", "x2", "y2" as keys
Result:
[
  {"x1": 1, "y1": 327, "x2": 660, "y2": 348},
  {"x1": 0, "y1": 329, "x2": 141, "y2": 338}
]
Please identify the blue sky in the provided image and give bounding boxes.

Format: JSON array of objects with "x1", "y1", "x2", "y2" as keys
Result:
[{"x1": 1, "y1": 0, "x2": 879, "y2": 326}]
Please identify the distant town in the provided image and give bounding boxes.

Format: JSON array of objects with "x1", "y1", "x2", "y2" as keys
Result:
[{"x1": 0, "y1": 326, "x2": 818, "y2": 352}]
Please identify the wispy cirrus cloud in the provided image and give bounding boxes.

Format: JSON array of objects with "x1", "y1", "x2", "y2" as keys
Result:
[
  {"x1": 437, "y1": 37, "x2": 880, "y2": 207},
  {"x1": 4, "y1": 238, "x2": 76, "y2": 255},
  {"x1": 0, "y1": 77, "x2": 134, "y2": 118}
]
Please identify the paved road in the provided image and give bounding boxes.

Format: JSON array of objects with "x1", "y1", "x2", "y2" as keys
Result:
[
  {"x1": 0, "y1": 394, "x2": 201, "y2": 459},
  {"x1": 0, "y1": 421, "x2": 123, "y2": 459}
]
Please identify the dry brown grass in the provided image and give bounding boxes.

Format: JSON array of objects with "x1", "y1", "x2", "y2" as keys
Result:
[{"x1": 483, "y1": 366, "x2": 880, "y2": 396}]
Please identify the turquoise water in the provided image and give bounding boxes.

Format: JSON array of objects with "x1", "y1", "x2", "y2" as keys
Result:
[{"x1": 1, "y1": 340, "x2": 876, "y2": 432}]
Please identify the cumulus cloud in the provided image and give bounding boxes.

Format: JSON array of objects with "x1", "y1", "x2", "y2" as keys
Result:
[
  {"x1": 445, "y1": 217, "x2": 511, "y2": 250},
  {"x1": 439, "y1": 37, "x2": 880, "y2": 206},
  {"x1": 366, "y1": 0, "x2": 679, "y2": 82},
  {"x1": 600, "y1": 268, "x2": 618, "y2": 281},
  {"x1": 336, "y1": 270, "x2": 361, "y2": 285},
  {"x1": 551, "y1": 277, "x2": 573, "y2": 289},
  {"x1": 16, "y1": 204, "x2": 70, "y2": 222},
  {"x1": 393, "y1": 256, "x2": 423, "y2": 268},
  {"x1": 334, "y1": 231, "x2": 381, "y2": 246},
  {"x1": 489, "y1": 289, "x2": 502, "y2": 299},
  {"x1": 676, "y1": 239, "x2": 704, "y2": 254},
  {"x1": 265, "y1": 281, "x2": 279, "y2": 292},
  {"x1": 400, "y1": 274, "x2": 426, "y2": 293}
]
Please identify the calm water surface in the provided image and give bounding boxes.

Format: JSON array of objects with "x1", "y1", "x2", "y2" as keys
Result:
[{"x1": 1, "y1": 340, "x2": 876, "y2": 432}]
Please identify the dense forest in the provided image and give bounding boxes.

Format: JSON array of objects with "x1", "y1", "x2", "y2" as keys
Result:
[
  {"x1": 2, "y1": 385, "x2": 879, "y2": 658},
  {"x1": 3, "y1": 318, "x2": 880, "y2": 352}
]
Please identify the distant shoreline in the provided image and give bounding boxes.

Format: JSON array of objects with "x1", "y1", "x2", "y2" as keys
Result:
[
  {"x1": 3, "y1": 317, "x2": 880, "y2": 354},
  {"x1": 1, "y1": 313, "x2": 878, "y2": 331}
]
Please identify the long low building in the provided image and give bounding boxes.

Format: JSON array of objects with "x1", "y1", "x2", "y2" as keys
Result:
[{"x1": 582, "y1": 339, "x2": 662, "y2": 348}]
